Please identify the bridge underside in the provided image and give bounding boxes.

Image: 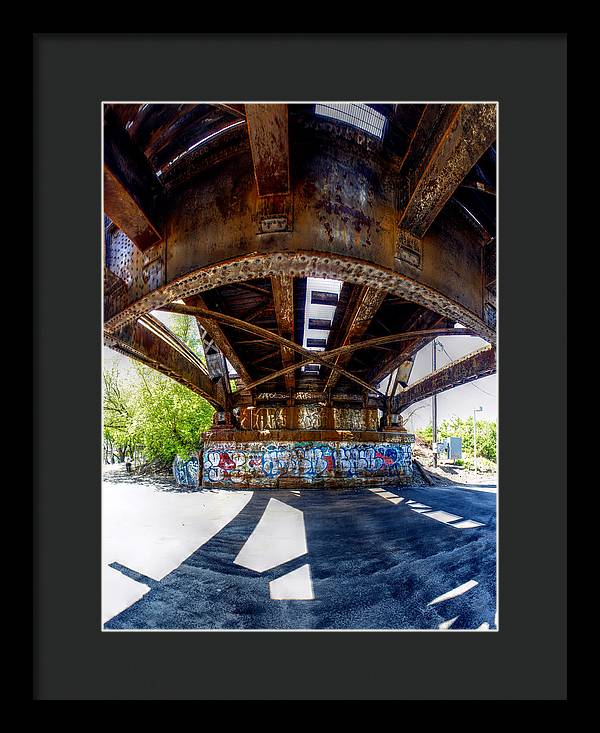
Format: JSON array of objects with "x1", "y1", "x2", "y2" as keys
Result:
[{"x1": 104, "y1": 102, "x2": 497, "y2": 488}]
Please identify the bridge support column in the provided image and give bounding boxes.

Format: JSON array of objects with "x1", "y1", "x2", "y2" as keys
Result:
[{"x1": 196, "y1": 404, "x2": 415, "y2": 489}]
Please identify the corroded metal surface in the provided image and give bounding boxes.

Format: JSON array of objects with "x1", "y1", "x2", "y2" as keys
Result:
[
  {"x1": 325, "y1": 286, "x2": 387, "y2": 391},
  {"x1": 105, "y1": 251, "x2": 494, "y2": 344},
  {"x1": 105, "y1": 318, "x2": 224, "y2": 407},
  {"x1": 393, "y1": 346, "x2": 496, "y2": 412},
  {"x1": 271, "y1": 274, "x2": 295, "y2": 390},
  {"x1": 103, "y1": 103, "x2": 496, "y2": 438},
  {"x1": 397, "y1": 104, "x2": 497, "y2": 239}
]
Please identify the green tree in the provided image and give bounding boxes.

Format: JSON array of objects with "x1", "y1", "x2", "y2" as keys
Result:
[
  {"x1": 103, "y1": 314, "x2": 215, "y2": 467},
  {"x1": 416, "y1": 415, "x2": 497, "y2": 463}
]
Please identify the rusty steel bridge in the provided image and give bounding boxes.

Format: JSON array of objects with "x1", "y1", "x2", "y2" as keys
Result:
[{"x1": 103, "y1": 102, "x2": 496, "y2": 487}]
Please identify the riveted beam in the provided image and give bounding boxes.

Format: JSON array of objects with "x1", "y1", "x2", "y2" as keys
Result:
[
  {"x1": 158, "y1": 302, "x2": 392, "y2": 397},
  {"x1": 393, "y1": 346, "x2": 496, "y2": 412},
  {"x1": 159, "y1": 301, "x2": 475, "y2": 398},
  {"x1": 245, "y1": 104, "x2": 290, "y2": 196},
  {"x1": 369, "y1": 312, "x2": 449, "y2": 386},
  {"x1": 325, "y1": 286, "x2": 387, "y2": 392},
  {"x1": 271, "y1": 275, "x2": 296, "y2": 391},
  {"x1": 237, "y1": 327, "x2": 473, "y2": 396},
  {"x1": 104, "y1": 316, "x2": 225, "y2": 407},
  {"x1": 183, "y1": 294, "x2": 252, "y2": 388},
  {"x1": 395, "y1": 104, "x2": 496, "y2": 272},
  {"x1": 104, "y1": 252, "x2": 495, "y2": 346},
  {"x1": 103, "y1": 106, "x2": 164, "y2": 251}
]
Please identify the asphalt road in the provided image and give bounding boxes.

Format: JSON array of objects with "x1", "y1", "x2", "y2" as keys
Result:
[{"x1": 104, "y1": 480, "x2": 497, "y2": 631}]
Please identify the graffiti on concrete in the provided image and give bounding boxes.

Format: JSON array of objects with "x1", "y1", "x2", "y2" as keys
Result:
[
  {"x1": 333, "y1": 408, "x2": 379, "y2": 431},
  {"x1": 240, "y1": 407, "x2": 287, "y2": 430},
  {"x1": 202, "y1": 440, "x2": 414, "y2": 486},
  {"x1": 297, "y1": 405, "x2": 324, "y2": 430},
  {"x1": 173, "y1": 452, "x2": 200, "y2": 488}
]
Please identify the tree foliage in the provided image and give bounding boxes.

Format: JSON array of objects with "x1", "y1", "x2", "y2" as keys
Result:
[
  {"x1": 417, "y1": 415, "x2": 497, "y2": 463},
  {"x1": 103, "y1": 315, "x2": 214, "y2": 466}
]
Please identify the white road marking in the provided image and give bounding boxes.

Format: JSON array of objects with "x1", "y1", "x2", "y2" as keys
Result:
[
  {"x1": 452, "y1": 519, "x2": 485, "y2": 529},
  {"x1": 369, "y1": 489, "x2": 404, "y2": 505},
  {"x1": 477, "y1": 622, "x2": 490, "y2": 630},
  {"x1": 290, "y1": 490, "x2": 301, "y2": 496},
  {"x1": 424, "y1": 510, "x2": 463, "y2": 524},
  {"x1": 234, "y1": 498, "x2": 307, "y2": 572},
  {"x1": 427, "y1": 580, "x2": 479, "y2": 606},
  {"x1": 269, "y1": 564, "x2": 314, "y2": 600},
  {"x1": 102, "y1": 565, "x2": 150, "y2": 624},
  {"x1": 411, "y1": 508, "x2": 431, "y2": 513},
  {"x1": 438, "y1": 616, "x2": 459, "y2": 630},
  {"x1": 409, "y1": 503, "x2": 431, "y2": 509}
]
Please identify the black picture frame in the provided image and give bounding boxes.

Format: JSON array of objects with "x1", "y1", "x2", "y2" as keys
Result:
[{"x1": 34, "y1": 33, "x2": 567, "y2": 700}]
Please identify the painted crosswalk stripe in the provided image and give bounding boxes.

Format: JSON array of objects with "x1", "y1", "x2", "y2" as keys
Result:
[
  {"x1": 269, "y1": 564, "x2": 314, "y2": 600},
  {"x1": 427, "y1": 580, "x2": 478, "y2": 606},
  {"x1": 234, "y1": 499, "x2": 307, "y2": 573},
  {"x1": 424, "y1": 510, "x2": 463, "y2": 524},
  {"x1": 451, "y1": 519, "x2": 485, "y2": 528},
  {"x1": 438, "y1": 616, "x2": 459, "y2": 630}
]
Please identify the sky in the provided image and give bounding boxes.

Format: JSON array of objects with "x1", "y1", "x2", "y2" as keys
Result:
[
  {"x1": 395, "y1": 335, "x2": 497, "y2": 432},
  {"x1": 104, "y1": 313, "x2": 497, "y2": 432}
]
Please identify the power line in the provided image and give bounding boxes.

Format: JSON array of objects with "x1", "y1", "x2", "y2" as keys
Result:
[{"x1": 437, "y1": 341, "x2": 497, "y2": 397}]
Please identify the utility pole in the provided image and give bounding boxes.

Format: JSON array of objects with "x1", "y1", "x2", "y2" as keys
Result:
[
  {"x1": 473, "y1": 406, "x2": 483, "y2": 473},
  {"x1": 432, "y1": 339, "x2": 438, "y2": 467}
]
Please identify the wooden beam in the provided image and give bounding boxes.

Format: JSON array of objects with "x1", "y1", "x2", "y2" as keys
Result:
[
  {"x1": 245, "y1": 104, "x2": 289, "y2": 196},
  {"x1": 103, "y1": 106, "x2": 163, "y2": 251},
  {"x1": 271, "y1": 275, "x2": 295, "y2": 391},
  {"x1": 325, "y1": 286, "x2": 387, "y2": 392},
  {"x1": 104, "y1": 318, "x2": 225, "y2": 407},
  {"x1": 397, "y1": 103, "x2": 496, "y2": 246},
  {"x1": 393, "y1": 346, "x2": 496, "y2": 412},
  {"x1": 183, "y1": 295, "x2": 252, "y2": 388}
]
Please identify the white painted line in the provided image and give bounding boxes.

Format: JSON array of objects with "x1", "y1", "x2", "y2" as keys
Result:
[
  {"x1": 102, "y1": 564, "x2": 150, "y2": 624},
  {"x1": 368, "y1": 488, "x2": 385, "y2": 493},
  {"x1": 427, "y1": 580, "x2": 479, "y2": 606},
  {"x1": 406, "y1": 500, "x2": 417, "y2": 505},
  {"x1": 411, "y1": 508, "x2": 431, "y2": 513},
  {"x1": 438, "y1": 616, "x2": 459, "y2": 630},
  {"x1": 424, "y1": 510, "x2": 463, "y2": 524},
  {"x1": 477, "y1": 622, "x2": 490, "y2": 630},
  {"x1": 234, "y1": 498, "x2": 308, "y2": 573},
  {"x1": 289, "y1": 490, "x2": 301, "y2": 496},
  {"x1": 269, "y1": 564, "x2": 314, "y2": 600},
  {"x1": 452, "y1": 519, "x2": 485, "y2": 529},
  {"x1": 410, "y1": 503, "x2": 431, "y2": 509},
  {"x1": 388, "y1": 497, "x2": 404, "y2": 505},
  {"x1": 378, "y1": 491, "x2": 399, "y2": 499}
]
